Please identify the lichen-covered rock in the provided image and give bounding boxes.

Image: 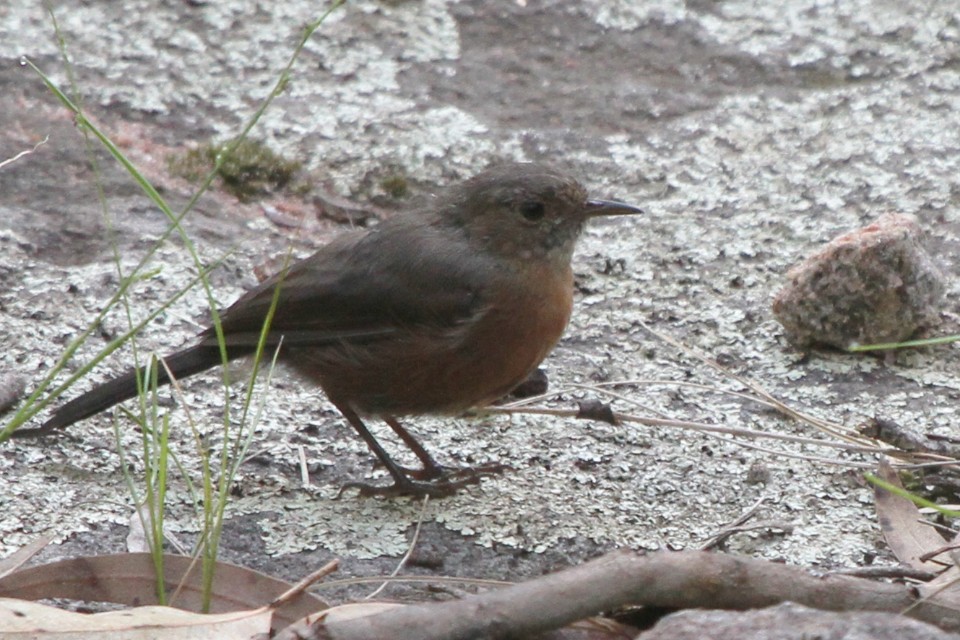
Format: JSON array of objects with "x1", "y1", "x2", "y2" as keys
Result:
[{"x1": 772, "y1": 214, "x2": 945, "y2": 350}]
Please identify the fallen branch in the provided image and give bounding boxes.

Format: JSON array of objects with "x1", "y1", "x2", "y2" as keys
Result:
[{"x1": 295, "y1": 549, "x2": 960, "y2": 640}]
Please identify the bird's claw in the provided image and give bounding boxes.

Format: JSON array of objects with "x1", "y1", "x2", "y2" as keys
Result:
[
  {"x1": 337, "y1": 463, "x2": 509, "y2": 499},
  {"x1": 397, "y1": 461, "x2": 509, "y2": 481}
]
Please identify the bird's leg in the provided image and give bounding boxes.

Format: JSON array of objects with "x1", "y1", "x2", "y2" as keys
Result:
[
  {"x1": 331, "y1": 404, "x2": 504, "y2": 498},
  {"x1": 332, "y1": 404, "x2": 468, "y2": 498},
  {"x1": 383, "y1": 416, "x2": 507, "y2": 482},
  {"x1": 382, "y1": 415, "x2": 445, "y2": 479}
]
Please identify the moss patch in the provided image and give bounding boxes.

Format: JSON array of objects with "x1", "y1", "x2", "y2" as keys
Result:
[{"x1": 168, "y1": 138, "x2": 305, "y2": 202}]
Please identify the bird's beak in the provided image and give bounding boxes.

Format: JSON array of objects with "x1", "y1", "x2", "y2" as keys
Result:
[{"x1": 584, "y1": 198, "x2": 643, "y2": 217}]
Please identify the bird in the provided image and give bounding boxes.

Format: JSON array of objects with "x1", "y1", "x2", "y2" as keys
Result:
[{"x1": 15, "y1": 162, "x2": 642, "y2": 497}]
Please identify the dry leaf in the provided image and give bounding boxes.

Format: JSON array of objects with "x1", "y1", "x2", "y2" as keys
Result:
[
  {"x1": 0, "y1": 597, "x2": 271, "y2": 638},
  {"x1": 0, "y1": 553, "x2": 326, "y2": 631},
  {"x1": 874, "y1": 458, "x2": 951, "y2": 574}
]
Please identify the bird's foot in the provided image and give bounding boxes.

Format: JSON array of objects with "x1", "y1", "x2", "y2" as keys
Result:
[
  {"x1": 337, "y1": 463, "x2": 509, "y2": 499},
  {"x1": 398, "y1": 461, "x2": 508, "y2": 481}
]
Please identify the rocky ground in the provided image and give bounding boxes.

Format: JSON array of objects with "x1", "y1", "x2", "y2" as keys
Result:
[{"x1": 2, "y1": 0, "x2": 960, "y2": 609}]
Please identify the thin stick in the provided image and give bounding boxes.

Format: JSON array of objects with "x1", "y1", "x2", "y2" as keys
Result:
[{"x1": 366, "y1": 496, "x2": 430, "y2": 600}]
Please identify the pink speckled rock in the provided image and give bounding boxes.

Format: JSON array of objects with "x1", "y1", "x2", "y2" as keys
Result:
[{"x1": 772, "y1": 214, "x2": 945, "y2": 350}]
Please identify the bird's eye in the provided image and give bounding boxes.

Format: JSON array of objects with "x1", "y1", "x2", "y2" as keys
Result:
[{"x1": 519, "y1": 201, "x2": 546, "y2": 221}]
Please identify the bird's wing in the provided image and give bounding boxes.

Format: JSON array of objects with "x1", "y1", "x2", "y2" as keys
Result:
[{"x1": 201, "y1": 221, "x2": 489, "y2": 349}]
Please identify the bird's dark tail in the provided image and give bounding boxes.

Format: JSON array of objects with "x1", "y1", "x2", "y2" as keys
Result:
[{"x1": 17, "y1": 344, "x2": 228, "y2": 437}]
